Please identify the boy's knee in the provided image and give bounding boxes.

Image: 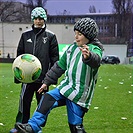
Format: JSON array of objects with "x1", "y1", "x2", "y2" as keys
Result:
[{"x1": 37, "y1": 93, "x2": 56, "y2": 114}]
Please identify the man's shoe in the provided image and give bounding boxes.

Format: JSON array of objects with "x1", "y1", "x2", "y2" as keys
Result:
[
  {"x1": 15, "y1": 122, "x2": 34, "y2": 133},
  {"x1": 10, "y1": 128, "x2": 18, "y2": 133}
]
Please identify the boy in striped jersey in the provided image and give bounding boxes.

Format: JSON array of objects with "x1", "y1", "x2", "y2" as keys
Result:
[{"x1": 15, "y1": 18, "x2": 103, "y2": 133}]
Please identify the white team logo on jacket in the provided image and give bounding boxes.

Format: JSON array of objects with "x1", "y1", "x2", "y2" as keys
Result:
[
  {"x1": 43, "y1": 37, "x2": 48, "y2": 43},
  {"x1": 27, "y1": 39, "x2": 32, "y2": 43}
]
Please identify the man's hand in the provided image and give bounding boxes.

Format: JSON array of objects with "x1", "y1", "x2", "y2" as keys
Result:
[{"x1": 38, "y1": 84, "x2": 47, "y2": 94}]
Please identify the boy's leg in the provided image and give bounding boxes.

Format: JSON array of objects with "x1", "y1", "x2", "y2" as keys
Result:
[
  {"x1": 15, "y1": 88, "x2": 65, "y2": 133},
  {"x1": 66, "y1": 100, "x2": 87, "y2": 133}
]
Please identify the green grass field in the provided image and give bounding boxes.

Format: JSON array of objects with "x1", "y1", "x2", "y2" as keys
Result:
[{"x1": 0, "y1": 63, "x2": 133, "y2": 133}]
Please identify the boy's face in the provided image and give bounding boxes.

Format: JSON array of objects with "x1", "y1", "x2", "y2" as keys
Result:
[
  {"x1": 33, "y1": 17, "x2": 45, "y2": 28},
  {"x1": 75, "y1": 30, "x2": 89, "y2": 47}
]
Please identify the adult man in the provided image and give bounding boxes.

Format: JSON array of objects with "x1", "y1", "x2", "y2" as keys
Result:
[{"x1": 10, "y1": 7, "x2": 59, "y2": 133}]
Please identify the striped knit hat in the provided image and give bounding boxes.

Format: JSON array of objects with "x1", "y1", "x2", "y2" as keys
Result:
[
  {"x1": 74, "y1": 18, "x2": 99, "y2": 41},
  {"x1": 31, "y1": 7, "x2": 47, "y2": 21}
]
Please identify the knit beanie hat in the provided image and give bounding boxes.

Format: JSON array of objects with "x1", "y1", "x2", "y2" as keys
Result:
[
  {"x1": 74, "y1": 18, "x2": 99, "y2": 41},
  {"x1": 31, "y1": 7, "x2": 47, "y2": 21}
]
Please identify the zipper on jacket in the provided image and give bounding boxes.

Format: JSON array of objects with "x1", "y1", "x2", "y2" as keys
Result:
[{"x1": 33, "y1": 29, "x2": 43, "y2": 55}]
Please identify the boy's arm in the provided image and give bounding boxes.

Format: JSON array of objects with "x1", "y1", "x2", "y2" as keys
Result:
[
  {"x1": 42, "y1": 61, "x2": 65, "y2": 86},
  {"x1": 38, "y1": 62, "x2": 65, "y2": 94},
  {"x1": 81, "y1": 39, "x2": 103, "y2": 68},
  {"x1": 82, "y1": 51, "x2": 101, "y2": 68}
]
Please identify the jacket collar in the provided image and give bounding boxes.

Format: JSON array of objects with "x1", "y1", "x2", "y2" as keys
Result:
[{"x1": 32, "y1": 24, "x2": 46, "y2": 34}]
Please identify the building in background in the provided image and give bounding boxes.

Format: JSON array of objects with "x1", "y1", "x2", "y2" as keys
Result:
[
  {"x1": 0, "y1": 1, "x2": 128, "y2": 44},
  {"x1": 0, "y1": 1, "x2": 132, "y2": 63}
]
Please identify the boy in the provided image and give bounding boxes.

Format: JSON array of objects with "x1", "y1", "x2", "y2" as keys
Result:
[{"x1": 15, "y1": 18, "x2": 103, "y2": 133}]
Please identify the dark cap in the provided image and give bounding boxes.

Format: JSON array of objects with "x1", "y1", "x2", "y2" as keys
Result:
[{"x1": 74, "y1": 18, "x2": 99, "y2": 41}]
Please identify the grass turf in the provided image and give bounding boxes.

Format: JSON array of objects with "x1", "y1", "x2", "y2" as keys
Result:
[{"x1": 0, "y1": 63, "x2": 133, "y2": 133}]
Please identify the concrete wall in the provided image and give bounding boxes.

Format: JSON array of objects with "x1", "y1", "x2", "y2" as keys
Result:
[
  {"x1": 0, "y1": 23, "x2": 32, "y2": 58},
  {"x1": 0, "y1": 22, "x2": 75, "y2": 58},
  {"x1": 47, "y1": 24, "x2": 74, "y2": 44},
  {"x1": 0, "y1": 22, "x2": 127, "y2": 64}
]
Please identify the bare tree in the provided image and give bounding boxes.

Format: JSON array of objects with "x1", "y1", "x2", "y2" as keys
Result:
[
  {"x1": 24, "y1": 0, "x2": 48, "y2": 20},
  {"x1": 0, "y1": 0, "x2": 48, "y2": 22},
  {"x1": 89, "y1": 5, "x2": 96, "y2": 13},
  {"x1": 0, "y1": 0, "x2": 19, "y2": 22},
  {"x1": 26, "y1": 0, "x2": 47, "y2": 11},
  {"x1": 112, "y1": 0, "x2": 132, "y2": 42}
]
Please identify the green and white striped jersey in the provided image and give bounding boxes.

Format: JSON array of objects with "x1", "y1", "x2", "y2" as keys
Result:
[{"x1": 57, "y1": 42, "x2": 102, "y2": 109}]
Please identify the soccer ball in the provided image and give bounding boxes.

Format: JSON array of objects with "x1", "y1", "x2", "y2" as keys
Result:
[{"x1": 12, "y1": 54, "x2": 42, "y2": 83}]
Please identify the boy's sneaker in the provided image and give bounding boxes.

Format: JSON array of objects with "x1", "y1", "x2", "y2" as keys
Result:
[
  {"x1": 10, "y1": 128, "x2": 18, "y2": 133},
  {"x1": 15, "y1": 122, "x2": 34, "y2": 133}
]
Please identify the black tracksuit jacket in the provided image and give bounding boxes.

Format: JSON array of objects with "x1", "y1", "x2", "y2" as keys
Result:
[{"x1": 15, "y1": 24, "x2": 59, "y2": 83}]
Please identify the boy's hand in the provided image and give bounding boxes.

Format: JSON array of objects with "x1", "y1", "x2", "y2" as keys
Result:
[
  {"x1": 38, "y1": 84, "x2": 47, "y2": 94},
  {"x1": 79, "y1": 44, "x2": 90, "y2": 59}
]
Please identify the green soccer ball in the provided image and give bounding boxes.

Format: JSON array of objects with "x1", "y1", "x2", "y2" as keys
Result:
[{"x1": 12, "y1": 54, "x2": 42, "y2": 83}]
